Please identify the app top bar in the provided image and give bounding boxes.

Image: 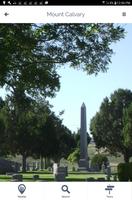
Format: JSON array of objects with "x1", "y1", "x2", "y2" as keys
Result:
[
  {"x1": 0, "y1": 6, "x2": 132, "y2": 23},
  {"x1": 0, "y1": 0, "x2": 132, "y2": 5}
]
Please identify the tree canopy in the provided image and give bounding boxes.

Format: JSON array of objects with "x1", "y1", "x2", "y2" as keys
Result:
[
  {"x1": 90, "y1": 89, "x2": 132, "y2": 163},
  {"x1": 123, "y1": 103, "x2": 132, "y2": 149},
  {"x1": 0, "y1": 23, "x2": 125, "y2": 98},
  {"x1": 1, "y1": 97, "x2": 76, "y2": 171}
]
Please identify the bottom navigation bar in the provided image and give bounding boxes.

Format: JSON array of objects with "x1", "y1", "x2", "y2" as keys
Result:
[{"x1": 0, "y1": 182, "x2": 131, "y2": 200}]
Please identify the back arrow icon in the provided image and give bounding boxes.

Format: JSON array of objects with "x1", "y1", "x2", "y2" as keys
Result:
[{"x1": 4, "y1": 12, "x2": 9, "y2": 16}]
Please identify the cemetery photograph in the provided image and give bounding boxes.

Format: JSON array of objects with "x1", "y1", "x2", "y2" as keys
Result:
[{"x1": 0, "y1": 23, "x2": 132, "y2": 182}]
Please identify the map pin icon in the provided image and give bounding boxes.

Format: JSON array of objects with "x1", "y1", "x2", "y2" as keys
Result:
[{"x1": 18, "y1": 184, "x2": 26, "y2": 194}]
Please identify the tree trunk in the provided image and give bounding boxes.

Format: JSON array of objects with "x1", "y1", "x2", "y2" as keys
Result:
[
  {"x1": 40, "y1": 156, "x2": 44, "y2": 170},
  {"x1": 44, "y1": 157, "x2": 51, "y2": 169},
  {"x1": 22, "y1": 154, "x2": 27, "y2": 172}
]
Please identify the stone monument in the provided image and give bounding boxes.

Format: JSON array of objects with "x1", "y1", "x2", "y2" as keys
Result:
[{"x1": 78, "y1": 103, "x2": 89, "y2": 171}]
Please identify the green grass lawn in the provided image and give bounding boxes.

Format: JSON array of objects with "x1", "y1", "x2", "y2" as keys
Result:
[{"x1": 0, "y1": 171, "x2": 114, "y2": 182}]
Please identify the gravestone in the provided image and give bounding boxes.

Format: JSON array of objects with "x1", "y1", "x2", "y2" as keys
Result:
[
  {"x1": 55, "y1": 173, "x2": 66, "y2": 181},
  {"x1": 90, "y1": 163, "x2": 100, "y2": 172},
  {"x1": 106, "y1": 164, "x2": 111, "y2": 181},
  {"x1": 53, "y1": 163, "x2": 58, "y2": 176},
  {"x1": 32, "y1": 175, "x2": 39, "y2": 181},
  {"x1": 102, "y1": 163, "x2": 106, "y2": 173},
  {"x1": 78, "y1": 103, "x2": 89, "y2": 171},
  {"x1": 53, "y1": 163, "x2": 68, "y2": 181},
  {"x1": 35, "y1": 162, "x2": 40, "y2": 170},
  {"x1": 36, "y1": 162, "x2": 38, "y2": 170},
  {"x1": 12, "y1": 174, "x2": 23, "y2": 182},
  {"x1": 58, "y1": 166, "x2": 68, "y2": 177}
]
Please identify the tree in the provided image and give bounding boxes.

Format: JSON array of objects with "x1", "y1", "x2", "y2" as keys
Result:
[
  {"x1": 0, "y1": 24, "x2": 125, "y2": 98},
  {"x1": 0, "y1": 24, "x2": 61, "y2": 169},
  {"x1": 67, "y1": 148, "x2": 80, "y2": 168},
  {"x1": 2, "y1": 95, "x2": 76, "y2": 171},
  {"x1": 90, "y1": 89, "x2": 132, "y2": 163},
  {"x1": 0, "y1": 24, "x2": 125, "y2": 168},
  {"x1": 3, "y1": 98, "x2": 29, "y2": 172},
  {"x1": 0, "y1": 97, "x2": 8, "y2": 156},
  {"x1": 123, "y1": 103, "x2": 132, "y2": 148},
  {"x1": 91, "y1": 154, "x2": 108, "y2": 171},
  {"x1": 34, "y1": 111, "x2": 76, "y2": 163},
  {"x1": 2, "y1": 97, "x2": 49, "y2": 172},
  {"x1": 0, "y1": 97, "x2": 4, "y2": 109},
  {"x1": 57, "y1": 125, "x2": 76, "y2": 160}
]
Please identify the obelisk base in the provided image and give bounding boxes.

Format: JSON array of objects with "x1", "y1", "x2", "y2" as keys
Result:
[{"x1": 78, "y1": 159, "x2": 89, "y2": 171}]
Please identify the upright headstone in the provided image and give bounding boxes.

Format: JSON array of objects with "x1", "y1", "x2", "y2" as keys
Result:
[
  {"x1": 53, "y1": 163, "x2": 58, "y2": 176},
  {"x1": 78, "y1": 103, "x2": 89, "y2": 171}
]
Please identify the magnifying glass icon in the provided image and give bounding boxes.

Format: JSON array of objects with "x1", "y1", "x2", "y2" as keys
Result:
[{"x1": 61, "y1": 185, "x2": 70, "y2": 194}]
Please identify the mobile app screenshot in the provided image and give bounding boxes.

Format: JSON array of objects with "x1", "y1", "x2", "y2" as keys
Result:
[{"x1": 0, "y1": 1, "x2": 132, "y2": 200}]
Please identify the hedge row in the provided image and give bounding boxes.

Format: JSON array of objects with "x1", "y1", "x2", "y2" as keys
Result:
[{"x1": 117, "y1": 162, "x2": 132, "y2": 181}]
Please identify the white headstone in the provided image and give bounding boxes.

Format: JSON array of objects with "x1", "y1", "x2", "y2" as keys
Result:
[{"x1": 53, "y1": 163, "x2": 58, "y2": 175}]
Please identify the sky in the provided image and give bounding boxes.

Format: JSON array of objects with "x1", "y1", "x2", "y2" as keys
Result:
[
  {"x1": 49, "y1": 24, "x2": 132, "y2": 133},
  {"x1": 0, "y1": 24, "x2": 132, "y2": 134}
]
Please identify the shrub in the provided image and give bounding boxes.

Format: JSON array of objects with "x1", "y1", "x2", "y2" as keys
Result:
[
  {"x1": 0, "y1": 170, "x2": 6, "y2": 174},
  {"x1": 91, "y1": 154, "x2": 108, "y2": 171},
  {"x1": 113, "y1": 174, "x2": 117, "y2": 181},
  {"x1": 47, "y1": 167, "x2": 52, "y2": 172},
  {"x1": 96, "y1": 177, "x2": 106, "y2": 181},
  {"x1": 117, "y1": 163, "x2": 129, "y2": 181},
  {"x1": 97, "y1": 177, "x2": 106, "y2": 181},
  {"x1": 72, "y1": 166, "x2": 76, "y2": 172},
  {"x1": 128, "y1": 162, "x2": 132, "y2": 181},
  {"x1": 86, "y1": 177, "x2": 95, "y2": 181}
]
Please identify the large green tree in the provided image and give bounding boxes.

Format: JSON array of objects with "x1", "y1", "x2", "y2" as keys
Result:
[
  {"x1": 2, "y1": 97, "x2": 76, "y2": 171},
  {"x1": 0, "y1": 24, "x2": 125, "y2": 167},
  {"x1": 123, "y1": 103, "x2": 132, "y2": 149},
  {"x1": 34, "y1": 111, "x2": 76, "y2": 163},
  {"x1": 0, "y1": 24, "x2": 125, "y2": 98},
  {"x1": 0, "y1": 97, "x2": 7, "y2": 156},
  {"x1": 90, "y1": 89, "x2": 132, "y2": 163},
  {"x1": 0, "y1": 24, "x2": 60, "y2": 98},
  {"x1": 2, "y1": 96, "x2": 46, "y2": 172}
]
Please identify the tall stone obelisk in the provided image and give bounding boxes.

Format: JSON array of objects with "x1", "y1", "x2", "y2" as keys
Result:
[{"x1": 78, "y1": 103, "x2": 89, "y2": 170}]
